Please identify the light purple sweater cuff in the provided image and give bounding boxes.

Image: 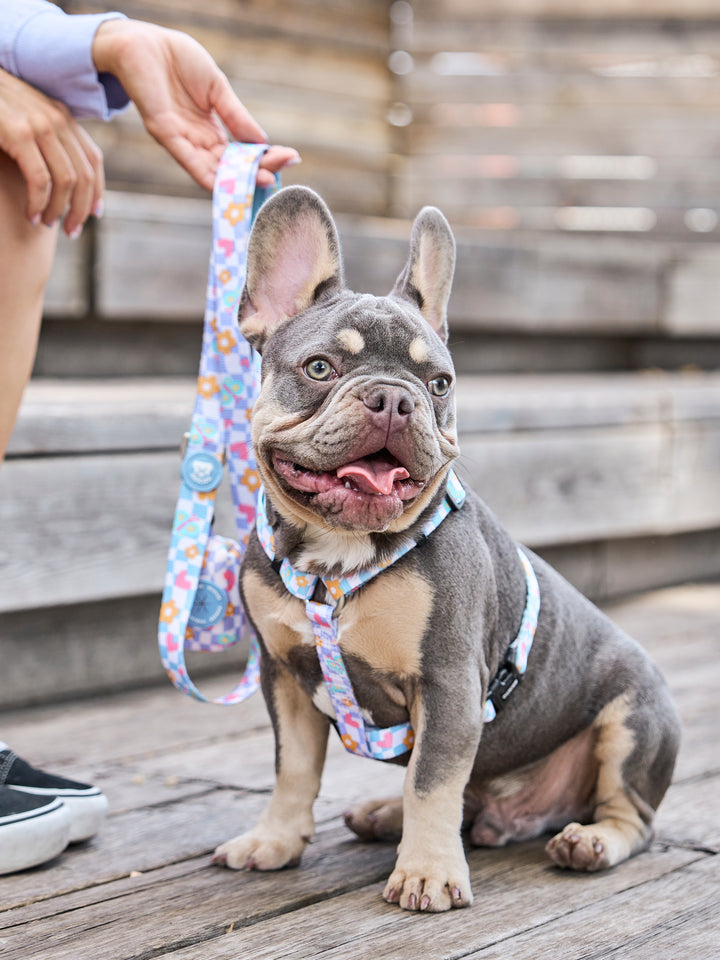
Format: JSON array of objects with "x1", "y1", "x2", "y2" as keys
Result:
[{"x1": 8, "y1": 8, "x2": 130, "y2": 120}]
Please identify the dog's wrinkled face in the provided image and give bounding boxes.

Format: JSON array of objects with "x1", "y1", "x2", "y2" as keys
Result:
[{"x1": 238, "y1": 187, "x2": 459, "y2": 536}]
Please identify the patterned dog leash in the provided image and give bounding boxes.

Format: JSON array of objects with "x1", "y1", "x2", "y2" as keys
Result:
[{"x1": 158, "y1": 142, "x2": 273, "y2": 704}]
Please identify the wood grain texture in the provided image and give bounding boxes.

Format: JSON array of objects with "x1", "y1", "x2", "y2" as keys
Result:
[{"x1": 0, "y1": 585, "x2": 716, "y2": 958}]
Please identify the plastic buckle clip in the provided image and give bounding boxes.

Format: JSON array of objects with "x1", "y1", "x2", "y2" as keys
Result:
[{"x1": 486, "y1": 662, "x2": 522, "y2": 715}]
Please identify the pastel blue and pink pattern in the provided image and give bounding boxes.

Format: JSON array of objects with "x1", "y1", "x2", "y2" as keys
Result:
[{"x1": 158, "y1": 142, "x2": 272, "y2": 705}]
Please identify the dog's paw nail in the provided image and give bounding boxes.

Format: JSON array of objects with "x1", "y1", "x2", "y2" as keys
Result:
[
  {"x1": 245, "y1": 858, "x2": 257, "y2": 871},
  {"x1": 421, "y1": 895, "x2": 431, "y2": 911},
  {"x1": 211, "y1": 852, "x2": 227, "y2": 866},
  {"x1": 594, "y1": 841, "x2": 604, "y2": 854},
  {"x1": 384, "y1": 886, "x2": 401, "y2": 903},
  {"x1": 407, "y1": 893, "x2": 418, "y2": 910},
  {"x1": 451, "y1": 886, "x2": 463, "y2": 902}
]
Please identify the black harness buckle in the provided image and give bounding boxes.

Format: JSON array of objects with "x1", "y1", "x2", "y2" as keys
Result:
[{"x1": 486, "y1": 661, "x2": 522, "y2": 716}]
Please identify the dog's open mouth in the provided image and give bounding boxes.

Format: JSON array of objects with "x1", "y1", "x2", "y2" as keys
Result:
[{"x1": 272, "y1": 450, "x2": 426, "y2": 503}]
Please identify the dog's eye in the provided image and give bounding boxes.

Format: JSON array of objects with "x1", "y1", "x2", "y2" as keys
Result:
[
  {"x1": 428, "y1": 375, "x2": 451, "y2": 397},
  {"x1": 304, "y1": 358, "x2": 337, "y2": 382}
]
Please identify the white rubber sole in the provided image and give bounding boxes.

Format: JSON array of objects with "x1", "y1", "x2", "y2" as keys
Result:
[
  {"x1": 0, "y1": 798, "x2": 71, "y2": 875},
  {"x1": 9, "y1": 785, "x2": 109, "y2": 843}
]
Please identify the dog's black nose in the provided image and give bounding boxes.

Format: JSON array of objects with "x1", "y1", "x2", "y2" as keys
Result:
[{"x1": 362, "y1": 385, "x2": 415, "y2": 420}]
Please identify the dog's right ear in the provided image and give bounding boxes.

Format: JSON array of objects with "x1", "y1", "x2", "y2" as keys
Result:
[{"x1": 238, "y1": 186, "x2": 344, "y2": 351}]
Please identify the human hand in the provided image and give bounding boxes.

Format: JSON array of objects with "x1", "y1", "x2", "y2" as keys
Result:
[
  {"x1": 0, "y1": 68, "x2": 104, "y2": 237},
  {"x1": 92, "y1": 19, "x2": 300, "y2": 191}
]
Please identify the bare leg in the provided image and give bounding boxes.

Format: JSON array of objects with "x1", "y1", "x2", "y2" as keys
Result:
[{"x1": 0, "y1": 152, "x2": 58, "y2": 464}]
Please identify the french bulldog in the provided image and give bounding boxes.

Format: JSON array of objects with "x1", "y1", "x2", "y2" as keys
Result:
[{"x1": 211, "y1": 186, "x2": 681, "y2": 913}]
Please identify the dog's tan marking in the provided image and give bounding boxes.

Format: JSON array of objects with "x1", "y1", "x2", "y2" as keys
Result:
[
  {"x1": 244, "y1": 566, "x2": 432, "y2": 678},
  {"x1": 547, "y1": 694, "x2": 652, "y2": 871},
  {"x1": 336, "y1": 327, "x2": 365, "y2": 354},
  {"x1": 338, "y1": 568, "x2": 432, "y2": 676},
  {"x1": 243, "y1": 569, "x2": 312, "y2": 662},
  {"x1": 408, "y1": 336, "x2": 430, "y2": 364},
  {"x1": 214, "y1": 667, "x2": 329, "y2": 870}
]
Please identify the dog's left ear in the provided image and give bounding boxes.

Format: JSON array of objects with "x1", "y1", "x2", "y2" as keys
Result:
[
  {"x1": 391, "y1": 207, "x2": 456, "y2": 342},
  {"x1": 239, "y1": 186, "x2": 344, "y2": 351}
]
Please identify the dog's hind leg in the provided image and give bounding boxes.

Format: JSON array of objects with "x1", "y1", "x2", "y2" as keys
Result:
[
  {"x1": 546, "y1": 690, "x2": 680, "y2": 871},
  {"x1": 344, "y1": 796, "x2": 403, "y2": 841}
]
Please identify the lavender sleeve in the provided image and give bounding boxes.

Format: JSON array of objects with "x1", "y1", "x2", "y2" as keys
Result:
[{"x1": 0, "y1": 0, "x2": 130, "y2": 120}]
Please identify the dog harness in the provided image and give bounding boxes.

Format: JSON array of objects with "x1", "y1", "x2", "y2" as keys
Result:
[
  {"x1": 159, "y1": 142, "x2": 541, "y2": 761},
  {"x1": 255, "y1": 477, "x2": 541, "y2": 760}
]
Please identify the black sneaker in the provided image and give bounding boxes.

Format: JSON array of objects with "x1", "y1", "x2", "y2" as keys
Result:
[
  {"x1": 0, "y1": 746, "x2": 108, "y2": 843},
  {"x1": 0, "y1": 786, "x2": 71, "y2": 875}
]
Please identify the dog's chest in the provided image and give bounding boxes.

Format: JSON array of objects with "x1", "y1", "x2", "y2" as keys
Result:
[{"x1": 242, "y1": 565, "x2": 433, "y2": 721}]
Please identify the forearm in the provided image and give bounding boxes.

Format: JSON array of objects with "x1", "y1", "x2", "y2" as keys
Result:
[{"x1": 0, "y1": 0, "x2": 129, "y2": 119}]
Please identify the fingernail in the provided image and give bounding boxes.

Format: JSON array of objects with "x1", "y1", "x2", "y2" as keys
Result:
[
  {"x1": 30, "y1": 213, "x2": 41, "y2": 227},
  {"x1": 282, "y1": 155, "x2": 302, "y2": 168},
  {"x1": 68, "y1": 225, "x2": 83, "y2": 240},
  {"x1": 93, "y1": 199, "x2": 104, "y2": 219}
]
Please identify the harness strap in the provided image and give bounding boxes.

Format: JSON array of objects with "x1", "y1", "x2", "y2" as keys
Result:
[{"x1": 256, "y1": 478, "x2": 541, "y2": 759}]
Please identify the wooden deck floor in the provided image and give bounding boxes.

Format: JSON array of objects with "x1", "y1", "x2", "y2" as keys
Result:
[{"x1": 0, "y1": 583, "x2": 718, "y2": 959}]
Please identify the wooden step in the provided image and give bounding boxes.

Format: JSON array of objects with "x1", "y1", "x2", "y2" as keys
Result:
[{"x1": 44, "y1": 193, "x2": 720, "y2": 342}]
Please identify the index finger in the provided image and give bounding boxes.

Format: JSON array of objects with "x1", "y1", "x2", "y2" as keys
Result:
[{"x1": 210, "y1": 75, "x2": 268, "y2": 145}]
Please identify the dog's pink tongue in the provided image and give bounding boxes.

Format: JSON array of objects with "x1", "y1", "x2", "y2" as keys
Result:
[{"x1": 336, "y1": 459, "x2": 410, "y2": 495}]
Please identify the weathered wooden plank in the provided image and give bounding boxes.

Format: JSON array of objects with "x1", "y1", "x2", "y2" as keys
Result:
[
  {"x1": 396, "y1": 171, "x2": 720, "y2": 220},
  {"x1": 448, "y1": 232, "x2": 665, "y2": 332},
  {"x1": 68, "y1": 0, "x2": 391, "y2": 52},
  {"x1": 95, "y1": 192, "x2": 211, "y2": 319},
  {"x1": 5, "y1": 378, "x2": 194, "y2": 456},
  {"x1": 544, "y1": 527, "x2": 720, "y2": 605},
  {"x1": 0, "y1": 451, "x2": 234, "y2": 613},
  {"x1": 44, "y1": 230, "x2": 89, "y2": 318},
  {"x1": 147, "y1": 847, "x2": 708, "y2": 960},
  {"x1": 604, "y1": 583, "x2": 720, "y2": 646},
  {"x1": 0, "y1": 821, "x2": 401, "y2": 960},
  {"x1": 43, "y1": 189, "x2": 685, "y2": 333},
  {"x1": 405, "y1": 119, "x2": 720, "y2": 166},
  {"x1": 460, "y1": 855, "x2": 720, "y2": 960},
  {"x1": 411, "y1": 4, "x2": 720, "y2": 35},
  {"x1": 0, "y1": 676, "x2": 271, "y2": 771},
  {"x1": 10, "y1": 372, "x2": 720, "y2": 457},
  {"x1": 459, "y1": 420, "x2": 720, "y2": 546},
  {"x1": 0, "y1": 593, "x2": 259, "y2": 711}
]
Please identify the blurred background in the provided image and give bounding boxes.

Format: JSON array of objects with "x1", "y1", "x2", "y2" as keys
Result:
[{"x1": 2, "y1": 0, "x2": 720, "y2": 707}]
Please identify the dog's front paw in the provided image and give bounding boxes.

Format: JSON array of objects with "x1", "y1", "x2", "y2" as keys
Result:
[
  {"x1": 212, "y1": 827, "x2": 307, "y2": 871},
  {"x1": 382, "y1": 856, "x2": 473, "y2": 912},
  {"x1": 546, "y1": 822, "x2": 610, "y2": 871},
  {"x1": 344, "y1": 796, "x2": 403, "y2": 841}
]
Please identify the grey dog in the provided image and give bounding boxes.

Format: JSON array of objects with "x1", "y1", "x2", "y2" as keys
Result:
[{"x1": 212, "y1": 186, "x2": 681, "y2": 913}]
